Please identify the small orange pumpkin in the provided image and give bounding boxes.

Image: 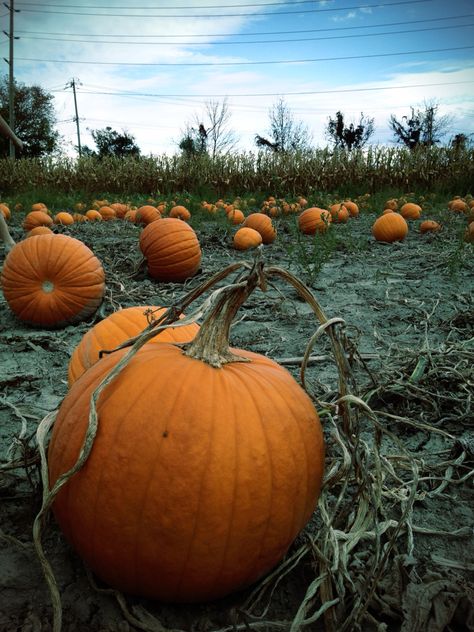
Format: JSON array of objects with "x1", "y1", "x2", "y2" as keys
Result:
[
  {"x1": 22, "y1": 211, "x2": 54, "y2": 232},
  {"x1": 233, "y1": 227, "x2": 262, "y2": 250},
  {"x1": 420, "y1": 220, "x2": 441, "y2": 234},
  {"x1": 228, "y1": 209, "x2": 245, "y2": 225},
  {"x1": 135, "y1": 205, "x2": 161, "y2": 225},
  {"x1": 54, "y1": 212, "x2": 74, "y2": 226},
  {"x1": 343, "y1": 200, "x2": 359, "y2": 217},
  {"x1": 242, "y1": 213, "x2": 276, "y2": 244},
  {"x1": 329, "y1": 204, "x2": 349, "y2": 223},
  {"x1": 298, "y1": 207, "x2": 332, "y2": 235},
  {"x1": 448, "y1": 198, "x2": 468, "y2": 213},
  {"x1": 98, "y1": 206, "x2": 116, "y2": 221},
  {"x1": 68, "y1": 305, "x2": 200, "y2": 386},
  {"x1": 139, "y1": 217, "x2": 201, "y2": 282},
  {"x1": 109, "y1": 203, "x2": 130, "y2": 219},
  {"x1": 169, "y1": 205, "x2": 191, "y2": 221},
  {"x1": 85, "y1": 209, "x2": 103, "y2": 221},
  {"x1": 400, "y1": 203, "x2": 421, "y2": 220},
  {"x1": 384, "y1": 199, "x2": 398, "y2": 211},
  {"x1": 26, "y1": 226, "x2": 54, "y2": 237},
  {"x1": 372, "y1": 212, "x2": 408, "y2": 243}
]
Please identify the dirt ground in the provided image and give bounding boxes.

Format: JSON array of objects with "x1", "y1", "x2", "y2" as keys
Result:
[{"x1": 0, "y1": 207, "x2": 473, "y2": 631}]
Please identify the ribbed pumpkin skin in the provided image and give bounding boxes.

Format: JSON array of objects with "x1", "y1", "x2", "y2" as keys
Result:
[
  {"x1": 1, "y1": 234, "x2": 105, "y2": 327},
  {"x1": 48, "y1": 344, "x2": 324, "y2": 603},
  {"x1": 233, "y1": 227, "x2": 262, "y2": 250},
  {"x1": 242, "y1": 213, "x2": 276, "y2": 244},
  {"x1": 67, "y1": 305, "x2": 200, "y2": 386},
  {"x1": 22, "y1": 210, "x2": 53, "y2": 232},
  {"x1": 298, "y1": 208, "x2": 332, "y2": 235},
  {"x1": 372, "y1": 213, "x2": 408, "y2": 243},
  {"x1": 139, "y1": 217, "x2": 201, "y2": 282}
]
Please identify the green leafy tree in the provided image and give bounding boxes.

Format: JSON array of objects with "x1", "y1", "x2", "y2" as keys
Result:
[
  {"x1": 82, "y1": 126, "x2": 141, "y2": 157},
  {"x1": 389, "y1": 101, "x2": 452, "y2": 149},
  {"x1": 326, "y1": 111, "x2": 374, "y2": 150},
  {"x1": 0, "y1": 75, "x2": 60, "y2": 157},
  {"x1": 255, "y1": 97, "x2": 311, "y2": 152}
]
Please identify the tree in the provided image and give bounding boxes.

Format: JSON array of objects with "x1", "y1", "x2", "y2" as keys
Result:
[
  {"x1": 388, "y1": 101, "x2": 452, "y2": 150},
  {"x1": 178, "y1": 123, "x2": 208, "y2": 157},
  {"x1": 0, "y1": 75, "x2": 61, "y2": 157},
  {"x1": 449, "y1": 133, "x2": 472, "y2": 151},
  {"x1": 178, "y1": 98, "x2": 238, "y2": 158},
  {"x1": 202, "y1": 98, "x2": 238, "y2": 158},
  {"x1": 255, "y1": 97, "x2": 311, "y2": 152},
  {"x1": 82, "y1": 126, "x2": 141, "y2": 158},
  {"x1": 325, "y1": 111, "x2": 374, "y2": 150}
]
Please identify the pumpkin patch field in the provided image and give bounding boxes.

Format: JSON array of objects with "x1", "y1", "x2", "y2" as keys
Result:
[{"x1": 0, "y1": 190, "x2": 473, "y2": 632}]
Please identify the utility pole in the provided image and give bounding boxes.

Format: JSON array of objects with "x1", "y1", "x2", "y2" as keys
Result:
[
  {"x1": 66, "y1": 78, "x2": 82, "y2": 156},
  {"x1": 3, "y1": 0, "x2": 19, "y2": 158}
]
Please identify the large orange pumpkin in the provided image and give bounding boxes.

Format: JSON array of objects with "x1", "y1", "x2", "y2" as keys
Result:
[
  {"x1": 1, "y1": 234, "x2": 105, "y2": 327},
  {"x1": 47, "y1": 282, "x2": 325, "y2": 603},
  {"x1": 372, "y1": 212, "x2": 408, "y2": 243},
  {"x1": 242, "y1": 213, "x2": 276, "y2": 244},
  {"x1": 139, "y1": 217, "x2": 201, "y2": 282},
  {"x1": 298, "y1": 207, "x2": 332, "y2": 235},
  {"x1": 68, "y1": 305, "x2": 200, "y2": 386}
]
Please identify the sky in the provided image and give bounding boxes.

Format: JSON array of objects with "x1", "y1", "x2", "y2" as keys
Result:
[{"x1": 2, "y1": 0, "x2": 474, "y2": 156}]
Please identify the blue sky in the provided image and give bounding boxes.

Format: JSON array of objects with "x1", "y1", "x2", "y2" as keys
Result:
[{"x1": 2, "y1": 0, "x2": 474, "y2": 155}]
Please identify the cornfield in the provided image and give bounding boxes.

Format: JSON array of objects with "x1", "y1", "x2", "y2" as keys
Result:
[{"x1": 0, "y1": 146, "x2": 472, "y2": 197}]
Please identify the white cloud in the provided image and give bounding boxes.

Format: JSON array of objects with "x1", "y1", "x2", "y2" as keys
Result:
[{"x1": 8, "y1": 0, "x2": 473, "y2": 155}]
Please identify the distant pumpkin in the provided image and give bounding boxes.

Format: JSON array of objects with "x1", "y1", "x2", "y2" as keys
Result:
[
  {"x1": 169, "y1": 205, "x2": 191, "y2": 221},
  {"x1": 400, "y1": 203, "x2": 422, "y2": 220},
  {"x1": 85, "y1": 210, "x2": 103, "y2": 221},
  {"x1": 343, "y1": 200, "x2": 359, "y2": 217},
  {"x1": 98, "y1": 206, "x2": 116, "y2": 221},
  {"x1": 54, "y1": 212, "x2": 74, "y2": 226},
  {"x1": 420, "y1": 220, "x2": 441, "y2": 234}
]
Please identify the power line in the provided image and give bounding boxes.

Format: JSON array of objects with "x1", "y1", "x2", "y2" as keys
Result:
[
  {"x1": 17, "y1": 45, "x2": 474, "y2": 66},
  {"x1": 51, "y1": 79, "x2": 474, "y2": 99},
  {"x1": 15, "y1": 14, "x2": 474, "y2": 39},
  {"x1": 16, "y1": 22, "x2": 474, "y2": 46},
  {"x1": 13, "y1": 0, "x2": 432, "y2": 18},
  {"x1": 14, "y1": 0, "x2": 317, "y2": 7}
]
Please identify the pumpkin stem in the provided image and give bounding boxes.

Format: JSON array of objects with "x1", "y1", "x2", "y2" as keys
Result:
[
  {"x1": 0, "y1": 211, "x2": 16, "y2": 253},
  {"x1": 183, "y1": 250, "x2": 265, "y2": 368}
]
